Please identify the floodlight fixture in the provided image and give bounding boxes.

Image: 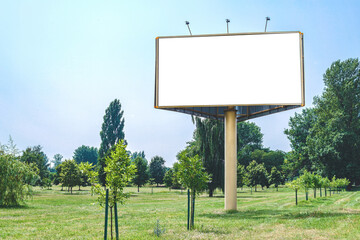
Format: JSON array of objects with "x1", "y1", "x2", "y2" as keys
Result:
[
  {"x1": 265, "y1": 17, "x2": 270, "y2": 32},
  {"x1": 226, "y1": 19, "x2": 230, "y2": 33},
  {"x1": 185, "y1": 21, "x2": 192, "y2": 35}
]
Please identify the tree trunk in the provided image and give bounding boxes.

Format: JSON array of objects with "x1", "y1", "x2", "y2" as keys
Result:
[
  {"x1": 255, "y1": 185, "x2": 257, "y2": 192},
  {"x1": 71, "y1": 187, "x2": 72, "y2": 194},
  {"x1": 320, "y1": 187, "x2": 322, "y2": 197},
  {"x1": 209, "y1": 188, "x2": 214, "y2": 197},
  {"x1": 79, "y1": 185, "x2": 81, "y2": 191},
  {"x1": 61, "y1": 185, "x2": 63, "y2": 191},
  {"x1": 251, "y1": 187, "x2": 252, "y2": 194},
  {"x1": 313, "y1": 188, "x2": 316, "y2": 198},
  {"x1": 110, "y1": 207, "x2": 113, "y2": 240},
  {"x1": 325, "y1": 187, "x2": 327, "y2": 197},
  {"x1": 137, "y1": 185, "x2": 139, "y2": 192},
  {"x1": 295, "y1": 189, "x2": 298, "y2": 205},
  {"x1": 305, "y1": 190, "x2": 308, "y2": 200}
]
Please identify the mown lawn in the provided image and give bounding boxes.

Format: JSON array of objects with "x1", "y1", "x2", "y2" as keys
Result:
[{"x1": 1, "y1": 185, "x2": 360, "y2": 239}]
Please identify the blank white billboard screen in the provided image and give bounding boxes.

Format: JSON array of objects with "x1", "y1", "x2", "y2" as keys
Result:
[{"x1": 156, "y1": 32, "x2": 304, "y2": 107}]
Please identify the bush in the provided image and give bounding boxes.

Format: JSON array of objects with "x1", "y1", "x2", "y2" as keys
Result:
[{"x1": 0, "y1": 153, "x2": 38, "y2": 206}]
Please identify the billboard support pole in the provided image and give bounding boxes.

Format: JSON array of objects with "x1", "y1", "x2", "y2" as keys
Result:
[{"x1": 224, "y1": 107, "x2": 237, "y2": 211}]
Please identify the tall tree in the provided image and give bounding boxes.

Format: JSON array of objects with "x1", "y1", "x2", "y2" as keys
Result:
[
  {"x1": 52, "y1": 154, "x2": 63, "y2": 169},
  {"x1": 132, "y1": 156, "x2": 149, "y2": 192},
  {"x1": 98, "y1": 99, "x2": 126, "y2": 186},
  {"x1": 73, "y1": 145, "x2": 98, "y2": 165},
  {"x1": 20, "y1": 145, "x2": 50, "y2": 186},
  {"x1": 149, "y1": 156, "x2": 166, "y2": 186},
  {"x1": 193, "y1": 118, "x2": 263, "y2": 197},
  {"x1": 131, "y1": 151, "x2": 146, "y2": 161},
  {"x1": 284, "y1": 108, "x2": 317, "y2": 177},
  {"x1": 307, "y1": 58, "x2": 360, "y2": 186}
]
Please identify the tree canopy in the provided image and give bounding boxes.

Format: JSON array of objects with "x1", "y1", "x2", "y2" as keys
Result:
[
  {"x1": 20, "y1": 145, "x2": 50, "y2": 186},
  {"x1": 98, "y1": 99, "x2": 126, "y2": 186},
  {"x1": 0, "y1": 151, "x2": 38, "y2": 206},
  {"x1": 285, "y1": 58, "x2": 360, "y2": 187},
  {"x1": 149, "y1": 156, "x2": 166, "y2": 186},
  {"x1": 192, "y1": 118, "x2": 263, "y2": 196},
  {"x1": 73, "y1": 145, "x2": 98, "y2": 165},
  {"x1": 132, "y1": 156, "x2": 149, "y2": 192}
]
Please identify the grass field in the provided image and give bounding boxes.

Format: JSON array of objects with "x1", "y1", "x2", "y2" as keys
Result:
[{"x1": 1, "y1": 185, "x2": 360, "y2": 239}]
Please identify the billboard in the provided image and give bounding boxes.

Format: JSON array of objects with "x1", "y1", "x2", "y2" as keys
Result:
[{"x1": 155, "y1": 31, "x2": 304, "y2": 121}]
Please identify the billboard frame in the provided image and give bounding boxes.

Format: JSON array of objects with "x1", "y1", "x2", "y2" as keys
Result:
[{"x1": 154, "y1": 31, "x2": 304, "y2": 122}]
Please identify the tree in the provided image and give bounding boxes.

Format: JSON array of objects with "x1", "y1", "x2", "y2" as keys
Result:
[
  {"x1": 287, "y1": 178, "x2": 301, "y2": 205},
  {"x1": 73, "y1": 145, "x2": 98, "y2": 165},
  {"x1": 299, "y1": 170, "x2": 313, "y2": 200},
  {"x1": 78, "y1": 162, "x2": 96, "y2": 189},
  {"x1": 1, "y1": 136, "x2": 20, "y2": 156},
  {"x1": 60, "y1": 160, "x2": 80, "y2": 194},
  {"x1": 149, "y1": 156, "x2": 166, "y2": 186},
  {"x1": 177, "y1": 151, "x2": 210, "y2": 230},
  {"x1": 321, "y1": 177, "x2": 330, "y2": 197},
  {"x1": 132, "y1": 156, "x2": 149, "y2": 192},
  {"x1": 163, "y1": 168, "x2": 174, "y2": 189},
  {"x1": 284, "y1": 108, "x2": 317, "y2": 177},
  {"x1": 52, "y1": 154, "x2": 63, "y2": 169},
  {"x1": 0, "y1": 152, "x2": 38, "y2": 206},
  {"x1": 91, "y1": 140, "x2": 136, "y2": 239},
  {"x1": 250, "y1": 149, "x2": 285, "y2": 172},
  {"x1": 257, "y1": 163, "x2": 269, "y2": 190},
  {"x1": 269, "y1": 167, "x2": 282, "y2": 191},
  {"x1": 98, "y1": 99, "x2": 126, "y2": 186},
  {"x1": 171, "y1": 162, "x2": 182, "y2": 189},
  {"x1": 193, "y1": 118, "x2": 263, "y2": 197},
  {"x1": 307, "y1": 59, "x2": 360, "y2": 187},
  {"x1": 237, "y1": 164, "x2": 247, "y2": 189},
  {"x1": 20, "y1": 145, "x2": 50, "y2": 186},
  {"x1": 131, "y1": 151, "x2": 145, "y2": 161}
]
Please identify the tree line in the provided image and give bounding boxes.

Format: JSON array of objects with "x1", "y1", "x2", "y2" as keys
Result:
[
  {"x1": 287, "y1": 171, "x2": 350, "y2": 205},
  {"x1": 284, "y1": 58, "x2": 360, "y2": 188}
]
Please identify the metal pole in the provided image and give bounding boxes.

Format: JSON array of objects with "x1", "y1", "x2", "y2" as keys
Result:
[
  {"x1": 191, "y1": 190, "x2": 195, "y2": 227},
  {"x1": 224, "y1": 107, "x2": 237, "y2": 210},
  {"x1": 226, "y1": 19, "x2": 230, "y2": 34},
  {"x1": 295, "y1": 189, "x2": 298, "y2": 205},
  {"x1": 114, "y1": 202, "x2": 119, "y2": 240},
  {"x1": 104, "y1": 189, "x2": 109, "y2": 240},
  {"x1": 264, "y1": 17, "x2": 270, "y2": 32},
  {"x1": 187, "y1": 189, "x2": 190, "y2": 230},
  {"x1": 185, "y1": 21, "x2": 192, "y2": 35}
]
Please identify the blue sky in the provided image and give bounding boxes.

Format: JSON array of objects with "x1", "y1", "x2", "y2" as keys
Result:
[{"x1": 0, "y1": 0, "x2": 359, "y2": 166}]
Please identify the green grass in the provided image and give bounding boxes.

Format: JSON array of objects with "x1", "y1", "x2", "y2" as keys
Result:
[{"x1": 1, "y1": 186, "x2": 360, "y2": 239}]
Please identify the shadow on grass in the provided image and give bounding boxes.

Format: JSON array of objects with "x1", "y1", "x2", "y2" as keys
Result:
[
  {"x1": 210, "y1": 195, "x2": 266, "y2": 199},
  {"x1": 200, "y1": 208, "x2": 360, "y2": 220},
  {"x1": 0, "y1": 204, "x2": 32, "y2": 209}
]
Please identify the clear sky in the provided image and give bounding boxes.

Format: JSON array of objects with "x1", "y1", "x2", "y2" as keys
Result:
[{"x1": 0, "y1": 0, "x2": 359, "y2": 167}]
